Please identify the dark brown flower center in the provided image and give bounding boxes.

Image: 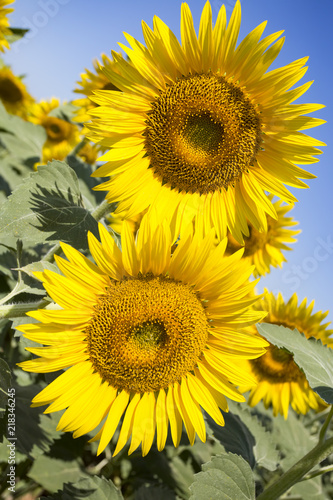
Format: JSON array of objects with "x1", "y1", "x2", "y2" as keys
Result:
[
  {"x1": 85, "y1": 274, "x2": 209, "y2": 392},
  {"x1": 145, "y1": 73, "x2": 262, "y2": 195}
]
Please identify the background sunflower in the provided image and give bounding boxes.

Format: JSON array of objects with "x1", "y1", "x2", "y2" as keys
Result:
[
  {"x1": 225, "y1": 195, "x2": 300, "y2": 276},
  {"x1": 28, "y1": 97, "x2": 80, "y2": 164},
  {"x1": 0, "y1": 63, "x2": 34, "y2": 117},
  {"x1": 73, "y1": 53, "x2": 120, "y2": 124},
  {"x1": 0, "y1": 0, "x2": 14, "y2": 53},
  {"x1": 239, "y1": 291, "x2": 333, "y2": 417}
]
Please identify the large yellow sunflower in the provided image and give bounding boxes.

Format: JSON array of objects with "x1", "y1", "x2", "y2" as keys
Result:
[
  {"x1": 87, "y1": 0, "x2": 325, "y2": 244},
  {"x1": 225, "y1": 196, "x2": 300, "y2": 276},
  {"x1": 0, "y1": 64, "x2": 34, "y2": 118},
  {"x1": 28, "y1": 98, "x2": 80, "y2": 164},
  {"x1": 73, "y1": 54, "x2": 120, "y2": 123},
  {"x1": 0, "y1": 0, "x2": 14, "y2": 53},
  {"x1": 239, "y1": 291, "x2": 333, "y2": 418},
  {"x1": 18, "y1": 215, "x2": 267, "y2": 457}
]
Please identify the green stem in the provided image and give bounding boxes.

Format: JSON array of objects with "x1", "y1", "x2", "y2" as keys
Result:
[
  {"x1": 318, "y1": 405, "x2": 333, "y2": 444},
  {"x1": 305, "y1": 407, "x2": 331, "y2": 428},
  {"x1": 257, "y1": 437, "x2": 333, "y2": 500},
  {"x1": 42, "y1": 242, "x2": 62, "y2": 263},
  {"x1": 0, "y1": 299, "x2": 49, "y2": 319},
  {"x1": 91, "y1": 198, "x2": 112, "y2": 221},
  {"x1": 67, "y1": 138, "x2": 87, "y2": 156},
  {"x1": 300, "y1": 464, "x2": 333, "y2": 481},
  {"x1": 0, "y1": 282, "x2": 23, "y2": 306}
]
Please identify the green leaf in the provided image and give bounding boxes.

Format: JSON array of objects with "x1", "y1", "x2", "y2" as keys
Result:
[
  {"x1": 189, "y1": 452, "x2": 255, "y2": 500},
  {"x1": 226, "y1": 401, "x2": 280, "y2": 471},
  {"x1": 41, "y1": 476, "x2": 124, "y2": 500},
  {"x1": 0, "y1": 244, "x2": 16, "y2": 280},
  {"x1": 257, "y1": 323, "x2": 333, "y2": 404},
  {"x1": 0, "y1": 160, "x2": 99, "y2": 250},
  {"x1": 205, "y1": 410, "x2": 255, "y2": 468},
  {"x1": 28, "y1": 455, "x2": 86, "y2": 493},
  {"x1": 66, "y1": 154, "x2": 105, "y2": 208},
  {"x1": 180, "y1": 439, "x2": 224, "y2": 469},
  {"x1": 18, "y1": 260, "x2": 61, "y2": 278},
  {"x1": 64, "y1": 476, "x2": 123, "y2": 500},
  {"x1": 0, "y1": 437, "x2": 30, "y2": 463},
  {"x1": 266, "y1": 405, "x2": 316, "y2": 470},
  {"x1": 13, "y1": 384, "x2": 63, "y2": 458},
  {"x1": 288, "y1": 476, "x2": 326, "y2": 500},
  {"x1": 0, "y1": 102, "x2": 45, "y2": 178},
  {"x1": 48, "y1": 102, "x2": 78, "y2": 122},
  {"x1": 130, "y1": 445, "x2": 191, "y2": 499},
  {"x1": 0, "y1": 359, "x2": 12, "y2": 410},
  {"x1": 4, "y1": 27, "x2": 29, "y2": 44},
  {"x1": 168, "y1": 455, "x2": 195, "y2": 499},
  {"x1": 135, "y1": 484, "x2": 177, "y2": 500}
]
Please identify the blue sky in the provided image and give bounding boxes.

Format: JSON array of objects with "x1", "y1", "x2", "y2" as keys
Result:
[{"x1": 4, "y1": 0, "x2": 333, "y2": 326}]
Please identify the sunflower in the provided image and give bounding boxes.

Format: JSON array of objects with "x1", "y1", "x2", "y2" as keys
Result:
[
  {"x1": 87, "y1": 0, "x2": 325, "y2": 244},
  {"x1": 28, "y1": 98, "x2": 80, "y2": 164},
  {"x1": 17, "y1": 215, "x2": 267, "y2": 457},
  {"x1": 0, "y1": 64, "x2": 34, "y2": 118},
  {"x1": 0, "y1": 0, "x2": 14, "y2": 53},
  {"x1": 77, "y1": 141, "x2": 99, "y2": 165},
  {"x1": 73, "y1": 54, "x2": 120, "y2": 123},
  {"x1": 239, "y1": 291, "x2": 333, "y2": 418},
  {"x1": 225, "y1": 196, "x2": 300, "y2": 276}
]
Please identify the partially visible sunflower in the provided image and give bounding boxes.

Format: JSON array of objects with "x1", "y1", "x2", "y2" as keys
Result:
[
  {"x1": 73, "y1": 54, "x2": 120, "y2": 123},
  {"x1": 0, "y1": 64, "x2": 34, "y2": 117},
  {"x1": 18, "y1": 215, "x2": 267, "y2": 457},
  {"x1": 0, "y1": 0, "x2": 14, "y2": 53},
  {"x1": 28, "y1": 98, "x2": 80, "y2": 164},
  {"x1": 225, "y1": 196, "x2": 300, "y2": 276},
  {"x1": 77, "y1": 141, "x2": 99, "y2": 165},
  {"x1": 239, "y1": 291, "x2": 333, "y2": 418},
  {"x1": 87, "y1": 0, "x2": 325, "y2": 244}
]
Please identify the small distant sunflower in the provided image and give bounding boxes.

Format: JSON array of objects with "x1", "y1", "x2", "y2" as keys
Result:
[
  {"x1": 18, "y1": 215, "x2": 267, "y2": 457},
  {"x1": 0, "y1": 64, "x2": 34, "y2": 118},
  {"x1": 240, "y1": 292, "x2": 333, "y2": 417},
  {"x1": 225, "y1": 197, "x2": 300, "y2": 276},
  {"x1": 0, "y1": 0, "x2": 14, "y2": 53},
  {"x1": 73, "y1": 54, "x2": 120, "y2": 123},
  {"x1": 29, "y1": 98, "x2": 80, "y2": 163},
  {"x1": 87, "y1": 0, "x2": 325, "y2": 243},
  {"x1": 77, "y1": 141, "x2": 99, "y2": 165}
]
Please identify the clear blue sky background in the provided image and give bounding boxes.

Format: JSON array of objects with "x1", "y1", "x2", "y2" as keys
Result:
[{"x1": 4, "y1": 0, "x2": 333, "y2": 326}]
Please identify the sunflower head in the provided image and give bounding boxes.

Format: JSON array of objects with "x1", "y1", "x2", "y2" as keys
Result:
[
  {"x1": 73, "y1": 53, "x2": 120, "y2": 123},
  {"x1": 28, "y1": 97, "x2": 81, "y2": 163},
  {"x1": 0, "y1": 64, "x2": 34, "y2": 117},
  {"x1": 77, "y1": 141, "x2": 99, "y2": 165},
  {"x1": 0, "y1": 0, "x2": 14, "y2": 53},
  {"x1": 225, "y1": 196, "x2": 300, "y2": 276},
  {"x1": 87, "y1": 0, "x2": 325, "y2": 244},
  {"x1": 239, "y1": 291, "x2": 333, "y2": 417},
  {"x1": 17, "y1": 214, "x2": 267, "y2": 457}
]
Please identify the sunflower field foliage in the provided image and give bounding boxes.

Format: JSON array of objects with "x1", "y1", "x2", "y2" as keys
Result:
[{"x1": 0, "y1": 2, "x2": 333, "y2": 500}]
